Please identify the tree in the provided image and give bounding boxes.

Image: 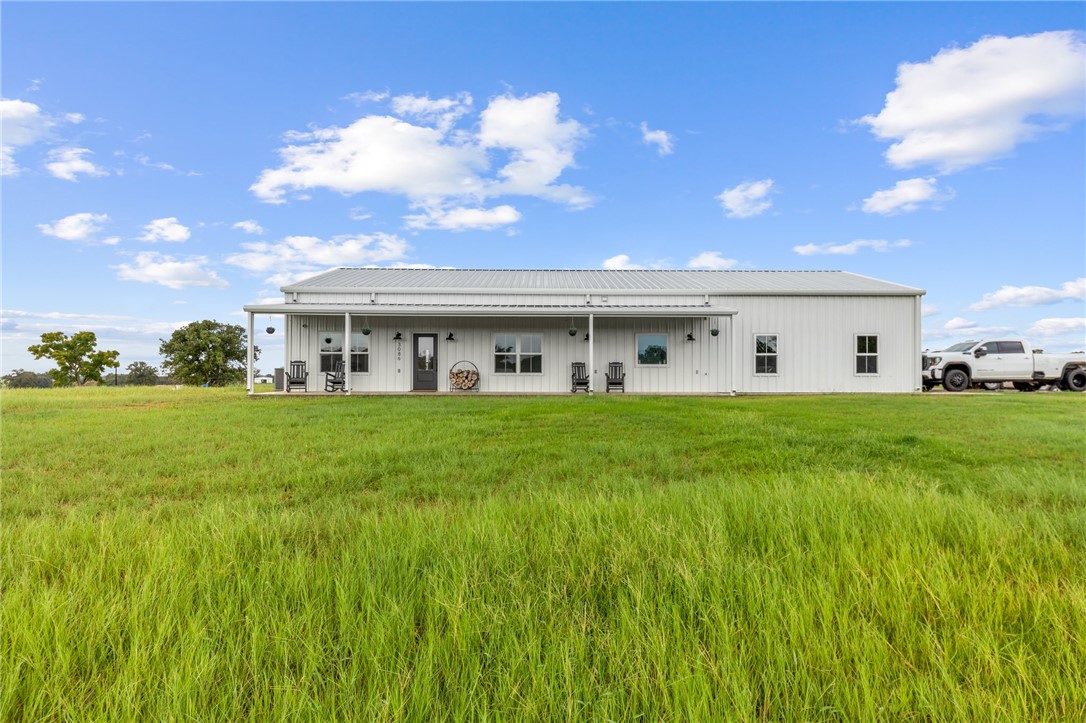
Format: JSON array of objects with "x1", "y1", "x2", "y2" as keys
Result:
[
  {"x1": 159, "y1": 320, "x2": 258, "y2": 386},
  {"x1": 126, "y1": 361, "x2": 159, "y2": 386},
  {"x1": 1, "y1": 369, "x2": 53, "y2": 388},
  {"x1": 28, "y1": 331, "x2": 120, "y2": 387}
]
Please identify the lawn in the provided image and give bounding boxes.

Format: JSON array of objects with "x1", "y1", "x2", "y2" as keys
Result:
[{"x1": 2, "y1": 388, "x2": 1084, "y2": 721}]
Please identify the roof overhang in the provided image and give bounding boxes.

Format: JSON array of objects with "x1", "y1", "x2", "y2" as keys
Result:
[{"x1": 242, "y1": 303, "x2": 737, "y2": 318}]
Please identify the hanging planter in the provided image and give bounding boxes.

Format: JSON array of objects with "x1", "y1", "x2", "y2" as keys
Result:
[
  {"x1": 568, "y1": 327, "x2": 578, "y2": 336},
  {"x1": 710, "y1": 328, "x2": 720, "y2": 337},
  {"x1": 361, "y1": 327, "x2": 371, "y2": 336}
]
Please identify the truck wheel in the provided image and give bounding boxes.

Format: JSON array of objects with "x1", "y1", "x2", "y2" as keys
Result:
[
  {"x1": 979, "y1": 382, "x2": 1002, "y2": 391},
  {"x1": 1065, "y1": 368, "x2": 1086, "y2": 392},
  {"x1": 1013, "y1": 382, "x2": 1041, "y2": 392},
  {"x1": 943, "y1": 368, "x2": 970, "y2": 392}
]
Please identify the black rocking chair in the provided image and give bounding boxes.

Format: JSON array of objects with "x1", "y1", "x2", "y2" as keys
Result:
[
  {"x1": 324, "y1": 359, "x2": 346, "y2": 392},
  {"x1": 571, "y1": 362, "x2": 590, "y2": 393},
  {"x1": 605, "y1": 362, "x2": 625, "y2": 393},
  {"x1": 285, "y1": 360, "x2": 308, "y2": 392}
]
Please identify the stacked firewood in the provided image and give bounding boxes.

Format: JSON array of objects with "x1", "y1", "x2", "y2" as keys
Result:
[{"x1": 449, "y1": 368, "x2": 480, "y2": 390}]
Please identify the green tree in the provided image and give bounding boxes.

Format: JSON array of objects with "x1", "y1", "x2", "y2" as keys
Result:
[
  {"x1": 159, "y1": 320, "x2": 258, "y2": 386},
  {"x1": 1, "y1": 369, "x2": 54, "y2": 388},
  {"x1": 27, "y1": 331, "x2": 120, "y2": 387},
  {"x1": 126, "y1": 361, "x2": 159, "y2": 386}
]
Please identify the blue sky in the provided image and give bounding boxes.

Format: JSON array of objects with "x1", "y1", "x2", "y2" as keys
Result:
[{"x1": 3, "y1": 2, "x2": 1084, "y2": 373}]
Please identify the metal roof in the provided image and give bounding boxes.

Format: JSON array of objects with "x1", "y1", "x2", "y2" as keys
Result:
[
  {"x1": 282, "y1": 268, "x2": 924, "y2": 295},
  {"x1": 242, "y1": 303, "x2": 736, "y2": 317}
]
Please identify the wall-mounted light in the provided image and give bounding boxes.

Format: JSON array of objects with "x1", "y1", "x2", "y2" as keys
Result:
[
  {"x1": 686, "y1": 333, "x2": 696, "y2": 342},
  {"x1": 446, "y1": 332, "x2": 456, "y2": 341},
  {"x1": 583, "y1": 333, "x2": 590, "y2": 342},
  {"x1": 301, "y1": 323, "x2": 308, "y2": 328},
  {"x1": 393, "y1": 332, "x2": 403, "y2": 341}
]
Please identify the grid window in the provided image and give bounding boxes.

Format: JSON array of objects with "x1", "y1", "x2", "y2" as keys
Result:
[
  {"x1": 637, "y1": 334, "x2": 668, "y2": 366},
  {"x1": 319, "y1": 332, "x2": 343, "y2": 373},
  {"x1": 755, "y1": 334, "x2": 778, "y2": 375},
  {"x1": 350, "y1": 332, "x2": 370, "y2": 373},
  {"x1": 856, "y1": 335, "x2": 879, "y2": 375},
  {"x1": 494, "y1": 333, "x2": 543, "y2": 374}
]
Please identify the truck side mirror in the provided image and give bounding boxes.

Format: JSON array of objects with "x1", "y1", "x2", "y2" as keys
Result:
[{"x1": 974, "y1": 348, "x2": 987, "y2": 358}]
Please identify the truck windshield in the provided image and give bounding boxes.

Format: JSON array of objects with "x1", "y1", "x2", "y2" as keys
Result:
[{"x1": 943, "y1": 341, "x2": 980, "y2": 352}]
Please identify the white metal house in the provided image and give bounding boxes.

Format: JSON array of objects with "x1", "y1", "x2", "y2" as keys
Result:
[{"x1": 242, "y1": 268, "x2": 925, "y2": 394}]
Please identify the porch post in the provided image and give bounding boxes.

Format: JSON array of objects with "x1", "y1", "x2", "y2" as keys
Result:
[
  {"x1": 729, "y1": 314, "x2": 737, "y2": 396},
  {"x1": 246, "y1": 311, "x2": 254, "y2": 393},
  {"x1": 343, "y1": 312, "x2": 351, "y2": 393},
  {"x1": 588, "y1": 313, "x2": 595, "y2": 393}
]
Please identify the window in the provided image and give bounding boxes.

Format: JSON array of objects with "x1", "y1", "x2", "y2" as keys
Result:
[
  {"x1": 319, "y1": 332, "x2": 343, "y2": 373},
  {"x1": 350, "y1": 332, "x2": 370, "y2": 373},
  {"x1": 637, "y1": 334, "x2": 668, "y2": 366},
  {"x1": 755, "y1": 334, "x2": 778, "y2": 374},
  {"x1": 494, "y1": 334, "x2": 543, "y2": 374},
  {"x1": 856, "y1": 335, "x2": 878, "y2": 375},
  {"x1": 996, "y1": 341, "x2": 1025, "y2": 354}
]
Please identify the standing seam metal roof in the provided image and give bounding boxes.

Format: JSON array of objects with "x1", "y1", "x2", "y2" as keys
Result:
[{"x1": 282, "y1": 268, "x2": 923, "y2": 295}]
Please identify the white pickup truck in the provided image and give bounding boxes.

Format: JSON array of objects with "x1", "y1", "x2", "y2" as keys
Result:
[{"x1": 923, "y1": 339, "x2": 1086, "y2": 392}]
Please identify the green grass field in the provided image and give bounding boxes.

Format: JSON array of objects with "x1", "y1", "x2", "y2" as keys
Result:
[{"x1": 3, "y1": 388, "x2": 1084, "y2": 721}]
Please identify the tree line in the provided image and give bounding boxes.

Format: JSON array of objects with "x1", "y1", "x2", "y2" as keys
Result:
[{"x1": 4, "y1": 320, "x2": 259, "y2": 388}]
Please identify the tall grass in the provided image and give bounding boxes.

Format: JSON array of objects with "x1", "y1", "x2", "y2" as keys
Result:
[{"x1": 3, "y1": 388, "x2": 1084, "y2": 720}]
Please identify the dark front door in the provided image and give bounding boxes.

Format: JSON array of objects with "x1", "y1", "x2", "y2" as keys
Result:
[{"x1": 413, "y1": 334, "x2": 438, "y2": 391}]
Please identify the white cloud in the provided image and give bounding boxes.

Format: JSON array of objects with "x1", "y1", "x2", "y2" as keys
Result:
[
  {"x1": 640, "y1": 122, "x2": 674, "y2": 156},
  {"x1": 860, "y1": 31, "x2": 1086, "y2": 173},
  {"x1": 45, "y1": 147, "x2": 107, "y2": 181},
  {"x1": 602, "y1": 254, "x2": 644, "y2": 270},
  {"x1": 861, "y1": 177, "x2": 950, "y2": 215},
  {"x1": 1, "y1": 308, "x2": 188, "y2": 339},
  {"x1": 921, "y1": 303, "x2": 939, "y2": 317},
  {"x1": 478, "y1": 92, "x2": 591, "y2": 207},
  {"x1": 115, "y1": 252, "x2": 228, "y2": 290},
  {"x1": 969, "y1": 278, "x2": 1085, "y2": 310},
  {"x1": 140, "y1": 217, "x2": 191, "y2": 243},
  {"x1": 717, "y1": 179, "x2": 774, "y2": 218},
  {"x1": 793, "y1": 238, "x2": 911, "y2": 256},
  {"x1": 224, "y1": 232, "x2": 410, "y2": 283},
  {"x1": 37, "y1": 212, "x2": 109, "y2": 241},
  {"x1": 1029, "y1": 317, "x2": 1086, "y2": 337},
  {"x1": 924, "y1": 317, "x2": 1015, "y2": 341},
  {"x1": 391, "y1": 92, "x2": 473, "y2": 132},
  {"x1": 1, "y1": 98, "x2": 52, "y2": 176},
  {"x1": 403, "y1": 204, "x2": 522, "y2": 231},
  {"x1": 251, "y1": 91, "x2": 590, "y2": 225},
  {"x1": 232, "y1": 219, "x2": 265, "y2": 235},
  {"x1": 102, "y1": 236, "x2": 121, "y2": 246},
  {"x1": 342, "y1": 90, "x2": 389, "y2": 105},
  {"x1": 687, "y1": 251, "x2": 737, "y2": 269}
]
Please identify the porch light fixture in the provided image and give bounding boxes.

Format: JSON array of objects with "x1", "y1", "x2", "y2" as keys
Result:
[
  {"x1": 686, "y1": 333, "x2": 696, "y2": 342},
  {"x1": 446, "y1": 332, "x2": 456, "y2": 341},
  {"x1": 393, "y1": 332, "x2": 403, "y2": 341}
]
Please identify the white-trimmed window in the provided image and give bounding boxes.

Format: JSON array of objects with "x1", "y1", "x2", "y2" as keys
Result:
[
  {"x1": 856, "y1": 335, "x2": 879, "y2": 375},
  {"x1": 755, "y1": 334, "x2": 778, "y2": 375},
  {"x1": 350, "y1": 332, "x2": 370, "y2": 373},
  {"x1": 319, "y1": 332, "x2": 343, "y2": 373},
  {"x1": 494, "y1": 333, "x2": 543, "y2": 374},
  {"x1": 637, "y1": 334, "x2": 668, "y2": 366}
]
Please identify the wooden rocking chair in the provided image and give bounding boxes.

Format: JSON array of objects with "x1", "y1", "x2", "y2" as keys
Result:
[
  {"x1": 571, "y1": 362, "x2": 590, "y2": 393},
  {"x1": 605, "y1": 362, "x2": 625, "y2": 393},
  {"x1": 324, "y1": 359, "x2": 346, "y2": 392},
  {"x1": 285, "y1": 360, "x2": 308, "y2": 392}
]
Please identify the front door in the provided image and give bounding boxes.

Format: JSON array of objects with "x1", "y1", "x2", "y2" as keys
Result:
[{"x1": 413, "y1": 334, "x2": 438, "y2": 390}]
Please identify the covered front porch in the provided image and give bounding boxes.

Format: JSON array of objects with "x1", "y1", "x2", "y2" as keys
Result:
[{"x1": 242, "y1": 303, "x2": 738, "y2": 395}]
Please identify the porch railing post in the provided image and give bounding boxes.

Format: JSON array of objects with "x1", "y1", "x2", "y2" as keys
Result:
[
  {"x1": 344, "y1": 312, "x2": 351, "y2": 393},
  {"x1": 246, "y1": 311, "x2": 254, "y2": 393},
  {"x1": 588, "y1": 313, "x2": 595, "y2": 393}
]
